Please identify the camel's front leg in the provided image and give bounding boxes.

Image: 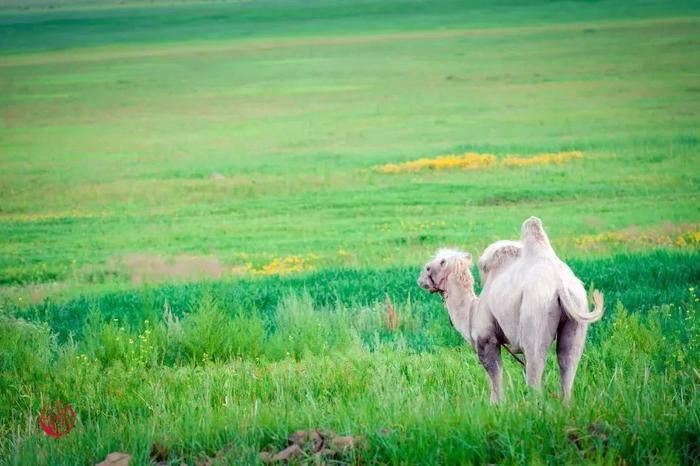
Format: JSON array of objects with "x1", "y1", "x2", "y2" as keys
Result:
[{"x1": 477, "y1": 338, "x2": 503, "y2": 404}]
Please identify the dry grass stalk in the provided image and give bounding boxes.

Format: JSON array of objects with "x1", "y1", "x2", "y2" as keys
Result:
[{"x1": 385, "y1": 294, "x2": 398, "y2": 331}]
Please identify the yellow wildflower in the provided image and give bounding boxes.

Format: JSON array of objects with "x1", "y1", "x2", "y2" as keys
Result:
[
  {"x1": 376, "y1": 150, "x2": 582, "y2": 174},
  {"x1": 501, "y1": 151, "x2": 583, "y2": 167},
  {"x1": 250, "y1": 255, "x2": 315, "y2": 276},
  {"x1": 378, "y1": 152, "x2": 497, "y2": 173}
]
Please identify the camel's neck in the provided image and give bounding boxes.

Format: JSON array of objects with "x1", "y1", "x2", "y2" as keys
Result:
[{"x1": 443, "y1": 277, "x2": 478, "y2": 348}]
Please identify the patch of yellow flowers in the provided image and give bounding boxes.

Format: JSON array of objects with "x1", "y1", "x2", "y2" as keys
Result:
[
  {"x1": 376, "y1": 150, "x2": 583, "y2": 173},
  {"x1": 247, "y1": 255, "x2": 315, "y2": 276},
  {"x1": 379, "y1": 152, "x2": 497, "y2": 173},
  {"x1": 675, "y1": 231, "x2": 700, "y2": 247},
  {"x1": 501, "y1": 151, "x2": 583, "y2": 167},
  {"x1": 572, "y1": 226, "x2": 700, "y2": 250}
]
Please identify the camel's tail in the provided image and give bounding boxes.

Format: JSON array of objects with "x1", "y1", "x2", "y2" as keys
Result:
[{"x1": 559, "y1": 287, "x2": 604, "y2": 323}]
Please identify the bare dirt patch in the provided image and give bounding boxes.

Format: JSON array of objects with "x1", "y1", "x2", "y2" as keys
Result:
[
  {"x1": 117, "y1": 253, "x2": 227, "y2": 284},
  {"x1": 0, "y1": 281, "x2": 68, "y2": 305}
]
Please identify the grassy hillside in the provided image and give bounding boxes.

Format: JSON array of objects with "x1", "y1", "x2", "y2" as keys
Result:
[
  {"x1": 2, "y1": 0, "x2": 699, "y2": 52},
  {"x1": 1, "y1": 0, "x2": 699, "y2": 297},
  {"x1": 1, "y1": 0, "x2": 699, "y2": 464}
]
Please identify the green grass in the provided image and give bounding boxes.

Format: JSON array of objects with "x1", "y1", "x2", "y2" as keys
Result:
[
  {"x1": 7, "y1": 250, "x2": 700, "y2": 343},
  {"x1": 1, "y1": 0, "x2": 700, "y2": 464},
  {"x1": 1, "y1": 254, "x2": 699, "y2": 464},
  {"x1": 1, "y1": 0, "x2": 699, "y2": 294}
]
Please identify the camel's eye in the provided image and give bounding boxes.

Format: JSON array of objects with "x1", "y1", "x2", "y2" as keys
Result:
[{"x1": 440, "y1": 259, "x2": 446, "y2": 266}]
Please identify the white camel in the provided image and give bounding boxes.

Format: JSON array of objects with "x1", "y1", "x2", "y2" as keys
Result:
[{"x1": 417, "y1": 217, "x2": 604, "y2": 403}]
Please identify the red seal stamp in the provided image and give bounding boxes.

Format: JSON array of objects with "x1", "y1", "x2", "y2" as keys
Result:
[{"x1": 39, "y1": 400, "x2": 76, "y2": 439}]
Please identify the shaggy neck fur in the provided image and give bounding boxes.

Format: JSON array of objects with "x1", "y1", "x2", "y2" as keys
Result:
[{"x1": 442, "y1": 259, "x2": 478, "y2": 349}]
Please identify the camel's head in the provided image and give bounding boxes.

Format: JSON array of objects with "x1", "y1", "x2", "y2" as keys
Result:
[{"x1": 417, "y1": 248, "x2": 473, "y2": 294}]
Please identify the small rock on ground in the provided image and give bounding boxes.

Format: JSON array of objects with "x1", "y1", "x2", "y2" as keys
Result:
[{"x1": 96, "y1": 452, "x2": 131, "y2": 466}]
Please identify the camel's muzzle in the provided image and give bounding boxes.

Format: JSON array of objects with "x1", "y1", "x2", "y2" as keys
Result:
[{"x1": 418, "y1": 271, "x2": 441, "y2": 293}]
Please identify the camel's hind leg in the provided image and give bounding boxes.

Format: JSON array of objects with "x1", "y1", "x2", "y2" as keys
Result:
[
  {"x1": 556, "y1": 318, "x2": 588, "y2": 404},
  {"x1": 523, "y1": 346, "x2": 547, "y2": 392},
  {"x1": 521, "y1": 299, "x2": 559, "y2": 393}
]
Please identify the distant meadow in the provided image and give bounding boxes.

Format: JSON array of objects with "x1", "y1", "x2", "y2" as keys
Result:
[{"x1": 1, "y1": 0, "x2": 699, "y2": 464}]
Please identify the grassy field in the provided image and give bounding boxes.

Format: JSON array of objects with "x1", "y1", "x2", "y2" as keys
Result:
[{"x1": 1, "y1": 0, "x2": 700, "y2": 464}]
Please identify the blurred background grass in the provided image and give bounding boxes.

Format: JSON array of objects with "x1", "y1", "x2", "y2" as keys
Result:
[
  {"x1": 1, "y1": 0, "x2": 699, "y2": 298},
  {"x1": 1, "y1": 1, "x2": 699, "y2": 464}
]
